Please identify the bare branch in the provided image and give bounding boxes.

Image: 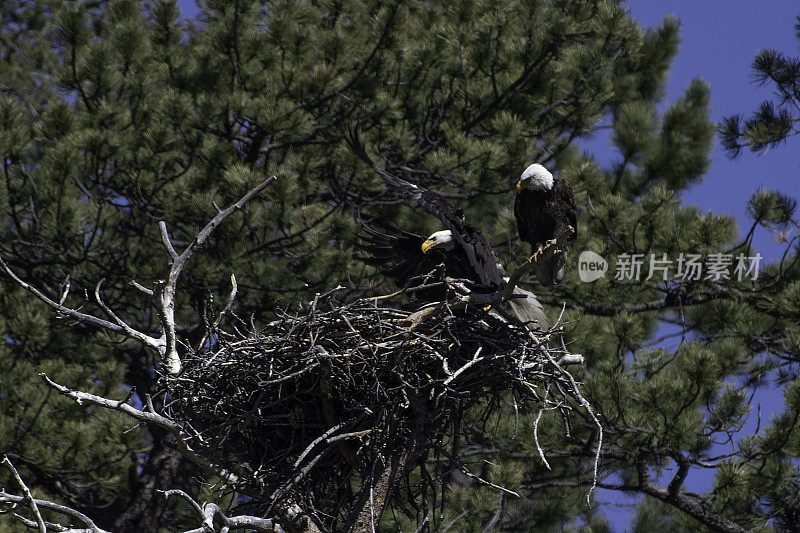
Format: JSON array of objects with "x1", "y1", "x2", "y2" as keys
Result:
[
  {"x1": 158, "y1": 175, "x2": 276, "y2": 374},
  {"x1": 58, "y1": 275, "x2": 70, "y2": 305},
  {"x1": 94, "y1": 279, "x2": 133, "y2": 331},
  {"x1": 2, "y1": 456, "x2": 45, "y2": 533},
  {"x1": 0, "y1": 490, "x2": 109, "y2": 533},
  {"x1": 129, "y1": 278, "x2": 154, "y2": 296},
  {"x1": 538, "y1": 347, "x2": 603, "y2": 503},
  {"x1": 214, "y1": 273, "x2": 238, "y2": 329},
  {"x1": 442, "y1": 347, "x2": 484, "y2": 387},
  {"x1": 196, "y1": 273, "x2": 239, "y2": 350},
  {"x1": 533, "y1": 395, "x2": 552, "y2": 471},
  {"x1": 159, "y1": 490, "x2": 286, "y2": 533},
  {"x1": 159, "y1": 221, "x2": 179, "y2": 262},
  {"x1": 170, "y1": 176, "x2": 277, "y2": 288},
  {"x1": 39, "y1": 373, "x2": 240, "y2": 486},
  {"x1": 158, "y1": 490, "x2": 204, "y2": 518},
  {"x1": 2, "y1": 177, "x2": 276, "y2": 375},
  {"x1": 0, "y1": 257, "x2": 162, "y2": 352}
]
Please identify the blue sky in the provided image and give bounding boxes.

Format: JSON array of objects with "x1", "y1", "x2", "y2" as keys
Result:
[{"x1": 175, "y1": 0, "x2": 798, "y2": 529}]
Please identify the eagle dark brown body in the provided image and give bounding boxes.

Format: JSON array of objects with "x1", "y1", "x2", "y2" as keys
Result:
[{"x1": 514, "y1": 175, "x2": 576, "y2": 285}]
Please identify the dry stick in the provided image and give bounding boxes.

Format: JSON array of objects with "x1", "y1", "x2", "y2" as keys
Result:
[
  {"x1": 9, "y1": 515, "x2": 72, "y2": 532},
  {"x1": 39, "y1": 373, "x2": 240, "y2": 487},
  {"x1": 539, "y1": 349, "x2": 603, "y2": 503},
  {"x1": 58, "y1": 275, "x2": 71, "y2": 305},
  {"x1": 0, "y1": 490, "x2": 109, "y2": 533},
  {"x1": 436, "y1": 446, "x2": 520, "y2": 498},
  {"x1": 533, "y1": 388, "x2": 552, "y2": 470},
  {"x1": 159, "y1": 489, "x2": 204, "y2": 518},
  {"x1": 2, "y1": 456, "x2": 45, "y2": 533},
  {"x1": 196, "y1": 273, "x2": 239, "y2": 351},
  {"x1": 293, "y1": 422, "x2": 346, "y2": 469},
  {"x1": 0, "y1": 257, "x2": 161, "y2": 351},
  {"x1": 440, "y1": 510, "x2": 468, "y2": 533},
  {"x1": 159, "y1": 490, "x2": 284, "y2": 533},
  {"x1": 214, "y1": 273, "x2": 239, "y2": 329},
  {"x1": 442, "y1": 347, "x2": 483, "y2": 387}
]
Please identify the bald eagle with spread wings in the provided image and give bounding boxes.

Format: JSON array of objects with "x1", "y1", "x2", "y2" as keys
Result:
[
  {"x1": 514, "y1": 163, "x2": 576, "y2": 286},
  {"x1": 359, "y1": 226, "x2": 549, "y2": 331},
  {"x1": 349, "y1": 135, "x2": 549, "y2": 331}
]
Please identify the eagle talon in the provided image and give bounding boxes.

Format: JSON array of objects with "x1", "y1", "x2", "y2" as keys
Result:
[{"x1": 529, "y1": 246, "x2": 544, "y2": 263}]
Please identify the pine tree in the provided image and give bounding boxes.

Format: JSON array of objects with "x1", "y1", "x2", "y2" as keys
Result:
[{"x1": 0, "y1": 1, "x2": 797, "y2": 531}]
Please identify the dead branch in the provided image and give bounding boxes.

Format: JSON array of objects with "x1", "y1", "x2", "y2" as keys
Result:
[
  {"x1": 154, "y1": 175, "x2": 277, "y2": 374},
  {"x1": 0, "y1": 490, "x2": 110, "y2": 533},
  {"x1": 0, "y1": 176, "x2": 275, "y2": 374},
  {"x1": 0, "y1": 257, "x2": 162, "y2": 351},
  {"x1": 2, "y1": 456, "x2": 45, "y2": 533},
  {"x1": 159, "y1": 490, "x2": 284, "y2": 533},
  {"x1": 38, "y1": 373, "x2": 241, "y2": 487}
]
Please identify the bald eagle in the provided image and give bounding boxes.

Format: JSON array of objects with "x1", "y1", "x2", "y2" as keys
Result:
[
  {"x1": 358, "y1": 226, "x2": 492, "y2": 298},
  {"x1": 358, "y1": 226, "x2": 549, "y2": 331},
  {"x1": 348, "y1": 134, "x2": 502, "y2": 290},
  {"x1": 514, "y1": 163, "x2": 576, "y2": 286}
]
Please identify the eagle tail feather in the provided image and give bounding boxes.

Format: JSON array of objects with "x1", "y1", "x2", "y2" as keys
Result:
[
  {"x1": 534, "y1": 249, "x2": 567, "y2": 286},
  {"x1": 507, "y1": 287, "x2": 549, "y2": 331}
]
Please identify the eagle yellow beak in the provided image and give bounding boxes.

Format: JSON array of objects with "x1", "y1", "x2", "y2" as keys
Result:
[
  {"x1": 421, "y1": 239, "x2": 436, "y2": 254},
  {"x1": 516, "y1": 180, "x2": 526, "y2": 193}
]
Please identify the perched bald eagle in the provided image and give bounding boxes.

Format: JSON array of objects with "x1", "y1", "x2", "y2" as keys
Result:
[{"x1": 514, "y1": 163, "x2": 576, "y2": 286}]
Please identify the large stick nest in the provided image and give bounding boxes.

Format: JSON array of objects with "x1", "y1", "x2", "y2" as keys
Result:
[{"x1": 164, "y1": 287, "x2": 583, "y2": 526}]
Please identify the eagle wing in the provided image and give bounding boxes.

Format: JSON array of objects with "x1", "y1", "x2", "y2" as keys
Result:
[
  {"x1": 514, "y1": 192, "x2": 532, "y2": 246},
  {"x1": 357, "y1": 225, "x2": 440, "y2": 285},
  {"x1": 348, "y1": 133, "x2": 502, "y2": 288},
  {"x1": 555, "y1": 177, "x2": 577, "y2": 242},
  {"x1": 357, "y1": 225, "x2": 479, "y2": 300}
]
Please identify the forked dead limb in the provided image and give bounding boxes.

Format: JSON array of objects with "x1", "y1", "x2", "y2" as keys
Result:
[
  {"x1": 0, "y1": 176, "x2": 275, "y2": 374},
  {"x1": 160, "y1": 490, "x2": 285, "y2": 533},
  {"x1": 0, "y1": 456, "x2": 110, "y2": 533}
]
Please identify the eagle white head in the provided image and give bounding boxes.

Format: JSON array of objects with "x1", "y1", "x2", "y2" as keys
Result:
[
  {"x1": 517, "y1": 163, "x2": 554, "y2": 192},
  {"x1": 421, "y1": 229, "x2": 454, "y2": 253}
]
